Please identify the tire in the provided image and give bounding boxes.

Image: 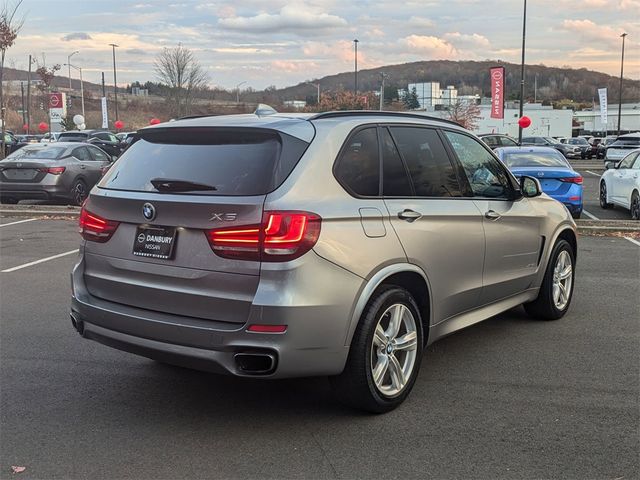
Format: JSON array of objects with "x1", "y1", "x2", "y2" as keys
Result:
[
  {"x1": 524, "y1": 239, "x2": 575, "y2": 320},
  {"x1": 571, "y1": 211, "x2": 581, "y2": 219},
  {"x1": 631, "y1": 191, "x2": 640, "y2": 221},
  {"x1": 330, "y1": 286, "x2": 424, "y2": 413},
  {"x1": 0, "y1": 197, "x2": 19, "y2": 204},
  {"x1": 70, "y1": 179, "x2": 88, "y2": 206},
  {"x1": 599, "y1": 181, "x2": 613, "y2": 209}
]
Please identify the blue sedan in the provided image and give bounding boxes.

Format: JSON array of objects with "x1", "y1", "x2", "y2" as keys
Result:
[{"x1": 495, "y1": 146, "x2": 583, "y2": 219}]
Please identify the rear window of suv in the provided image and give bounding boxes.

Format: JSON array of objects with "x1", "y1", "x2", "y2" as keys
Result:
[{"x1": 98, "y1": 127, "x2": 309, "y2": 196}]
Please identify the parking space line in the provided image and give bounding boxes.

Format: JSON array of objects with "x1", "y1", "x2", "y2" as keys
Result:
[
  {"x1": 582, "y1": 209, "x2": 600, "y2": 220},
  {"x1": 0, "y1": 218, "x2": 38, "y2": 228},
  {"x1": 1, "y1": 249, "x2": 79, "y2": 273},
  {"x1": 585, "y1": 170, "x2": 601, "y2": 177},
  {"x1": 624, "y1": 237, "x2": 640, "y2": 247}
]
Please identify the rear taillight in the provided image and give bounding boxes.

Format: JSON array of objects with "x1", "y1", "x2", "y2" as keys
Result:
[
  {"x1": 39, "y1": 166, "x2": 66, "y2": 175},
  {"x1": 206, "y1": 211, "x2": 321, "y2": 262},
  {"x1": 78, "y1": 207, "x2": 119, "y2": 243},
  {"x1": 560, "y1": 176, "x2": 583, "y2": 184}
]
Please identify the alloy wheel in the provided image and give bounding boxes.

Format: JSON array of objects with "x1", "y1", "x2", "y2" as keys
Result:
[
  {"x1": 631, "y1": 194, "x2": 640, "y2": 220},
  {"x1": 73, "y1": 182, "x2": 87, "y2": 206},
  {"x1": 370, "y1": 303, "x2": 418, "y2": 398},
  {"x1": 599, "y1": 182, "x2": 608, "y2": 208},
  {"x1": 552, "y1": 250, "x2": 573, "y2": 310}
]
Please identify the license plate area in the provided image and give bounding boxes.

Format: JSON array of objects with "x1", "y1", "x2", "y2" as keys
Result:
[
  {"x1": 2, "y1": 168, "x2": 38, "y2": 180},
  {"x1": 133, "y1": 225, "x2": 177, "y2": 259}
]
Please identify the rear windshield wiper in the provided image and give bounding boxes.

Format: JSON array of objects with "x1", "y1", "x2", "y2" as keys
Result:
[{"x1": 150, "y1": 178, "x2": 218, "y2": 193}]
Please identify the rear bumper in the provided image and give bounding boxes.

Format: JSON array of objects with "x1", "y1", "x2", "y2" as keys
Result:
[
  {"x1": 70, "y1": 250, "x2": 362, "y2": 379},
  {"x1": 0, "y1": 182, "x2": 67, "y2": 199}
]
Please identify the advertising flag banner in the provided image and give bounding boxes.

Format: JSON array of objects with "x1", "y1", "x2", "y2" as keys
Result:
[
  {"x1": 101, "y1": 97, "x2": 109, "y2": 129},
  {"x1": 598, "y1": 88, "x2": 608, "y2": 126},
  {"x1": 490, "y1": 66, "x2": 505, "y2": 119}
]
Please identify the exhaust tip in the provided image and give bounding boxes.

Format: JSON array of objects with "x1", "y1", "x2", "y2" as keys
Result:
[
  {"x1": 70, "y1": 313, "x2": 84, "y2": 336},
  {"x1": 234, "y1": 352, "x2": 276, "y2": 375}
]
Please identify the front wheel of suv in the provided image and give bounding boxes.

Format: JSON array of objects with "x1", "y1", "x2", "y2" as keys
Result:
[
  {"x1": 330, "y1": 286, "x2": 424, "y2": 413},
  {"x1": 524, "y1": 239, "x2": 575, "y2": 320}
]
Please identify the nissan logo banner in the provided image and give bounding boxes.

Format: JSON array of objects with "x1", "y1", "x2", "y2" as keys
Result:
[{"x1": 490, "y1": 66, "x2": 505, "y2": 120}]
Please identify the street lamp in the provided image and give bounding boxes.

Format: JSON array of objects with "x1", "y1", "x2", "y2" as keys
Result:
[
  {"x1": 235, "y1": 81, "x2": 246, "y2": 103},
  {"x1": 518, "y1": 0, "x2": 527, "y2": 144},
  {"x1": 109, "y1": 43, "x2": 119, "y2": 122},
  {"x1": 306, "y1": 82, "x2": 320, "y2": 104},
  {"x1": 353, "y1": 39, "x2": 359, "y2": 95},
  {"x1": 617, "y1": 33, "x2": 627, "y2": 136},
  {"x1": 379, "y1": 72, "x2": 388, "y2": 111},
  {"x1": 67, "y1": 50, "x2": 79, "y2": 92},
  {"x1": 64, "y1": 63, "x2": 85, "y2": 118}
]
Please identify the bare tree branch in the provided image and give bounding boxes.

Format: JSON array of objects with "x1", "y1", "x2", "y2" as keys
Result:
[
  {"x1": 154, "y1": 45, "x2": 208, "y2": 117},
  {"x1": 1, "y1": 0, "x2": 25, "y2": 159}
]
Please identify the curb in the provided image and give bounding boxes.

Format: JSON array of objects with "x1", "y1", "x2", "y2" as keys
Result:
[{"x1": 0, "y1": 209, "x2": 80, "y2": 219}]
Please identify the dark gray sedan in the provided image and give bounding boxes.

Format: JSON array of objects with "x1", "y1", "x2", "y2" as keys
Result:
[{"x1": 0, "y1": 142, "x2": 113, "y2": 206}]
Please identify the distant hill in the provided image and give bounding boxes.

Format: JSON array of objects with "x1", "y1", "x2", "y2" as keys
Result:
[{"x1": 253, "y1": 60, "x2": 640, "y2": 105}]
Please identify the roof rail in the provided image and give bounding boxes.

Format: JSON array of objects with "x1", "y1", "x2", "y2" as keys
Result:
[
  {"x1": 307, "y1": 110, "x2": 461, "y2": 127},
  {"x1": 175, "y1": 114, "x2": 221, "y2": 121}
]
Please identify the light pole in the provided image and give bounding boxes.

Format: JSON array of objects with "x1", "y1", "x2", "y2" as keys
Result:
[
  {"x1": 518, "y1": 0, "x2": 527, "y2": 144},
  {"x1": 67, "y1": 50, "x2": 79, "y2": 93},
  {"x1": 65, "y1": 63, "x2": 85, "y2": 118},
  {"x1": 109, "y1": 43, "x2": 119, "y2": 122},
  {"x1": 306, "y1": 82, "x2": 320, "y2": 104},
  {"x1": 353, "y1": 39, "x2": 359, "y2": 95},
  {"x1": 617, "y1": 33, "x2": 627, "y2": 136},
  {"x1": 379, "y1": 72, "x2": 388, "y2": 111},
  {"x1": 235, "y1": 81, "x2": 246, "y2": 103}
]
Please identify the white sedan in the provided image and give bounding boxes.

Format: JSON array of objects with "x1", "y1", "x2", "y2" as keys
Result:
[{"x1": 600, "y1": 148, "x2": 640, "y2": 220}]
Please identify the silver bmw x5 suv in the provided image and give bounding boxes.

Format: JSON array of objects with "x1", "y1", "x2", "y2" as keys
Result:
[{"x1": 71, "y1": 111, "x2": 577, "y2": 412}]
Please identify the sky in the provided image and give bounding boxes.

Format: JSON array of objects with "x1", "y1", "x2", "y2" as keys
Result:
[{"x1": 6, "y1": 0, "x2": 640, "y2": 91}]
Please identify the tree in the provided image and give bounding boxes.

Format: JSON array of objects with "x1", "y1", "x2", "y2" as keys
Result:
[
  {"x1": 304, "y1": 90, "x2": 377, "y2": 112},
  {"x1": 0, "y1": 0, "x2": 23, "y2": 158},
  {"x1": 154, "y1": 45, "x2": 208, "y2": 117},
  {"x1": 446, "y1": 100, "x2": 481, "y2": 131},
  {"x1": 402, "y1": 86, "x2": 420, "y2": 110}
]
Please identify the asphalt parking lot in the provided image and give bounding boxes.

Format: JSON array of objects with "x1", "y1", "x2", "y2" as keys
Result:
[
  {"x1": 576, "y1": 167, "x2": 633, "y2": 221},
  {"x1": 1, "y1": 217, "x2": 638, "y2": 479}
]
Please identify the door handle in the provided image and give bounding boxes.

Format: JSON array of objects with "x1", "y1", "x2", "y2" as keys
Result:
[
  {"x1": 485, "y1": 210, "x2": 501, "y2": 220},
  {"x1": 397, "y1": 209, "x2": 422, "y2": 222},
  {"x1": 79, "y1": 164, "x2": 86, "y2": 169}
]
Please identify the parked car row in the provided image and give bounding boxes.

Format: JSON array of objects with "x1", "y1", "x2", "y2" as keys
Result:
[{"x1": 0, "y1": 142, "x2": 115, "y2": 205}]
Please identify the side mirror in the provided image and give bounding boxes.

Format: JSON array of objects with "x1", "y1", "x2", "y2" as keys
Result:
[
  {"x1": 605, "y1": 162, "x2": 613, "y2": 170},
  {"x1": 520, "y1": 175, "x2": 542, "y2": 198}
]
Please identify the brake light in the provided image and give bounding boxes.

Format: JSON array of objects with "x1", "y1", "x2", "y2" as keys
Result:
[
  {"x1": 560, "y1": 176, "x2": 583, "y2": 184},
  {"x1": 206, "y1": 211, "x2": 321, "y2": 262},
  {"x1": 78, "y1": 207, "x2": 120, "y2": 243},
  {"x1": 247, "y1": 324, "x2": 288, "y2": 333},
  {"x1": 39, "y1": 166, "x2": 66, "y2": 175}
]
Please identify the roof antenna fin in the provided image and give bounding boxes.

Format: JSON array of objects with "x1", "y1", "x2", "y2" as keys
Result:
[{"x1": 254, "y1": 104, "x2": 278, "y2": 116}]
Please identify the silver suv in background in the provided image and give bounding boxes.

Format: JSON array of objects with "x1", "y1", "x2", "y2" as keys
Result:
[{"x1": 70, "y1": 111, "x2": 578, "y2": 412}]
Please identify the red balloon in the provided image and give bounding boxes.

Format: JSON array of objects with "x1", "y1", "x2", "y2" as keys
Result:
[
  {"x1": 38, "y1": 122, "x2": 48, "y2": 133},
  {"x1": 149, "y1": 118, "x2": 161, "y2": 125},
  {"x1": 518, "y1": 116, "x2": 532, "y2": 128},
  {"x1": 22, "y1": 123, "x2": 29, "y2": 132},
  {"x1": 114, "y1": 120, "x2": 124, "y2": 130}
]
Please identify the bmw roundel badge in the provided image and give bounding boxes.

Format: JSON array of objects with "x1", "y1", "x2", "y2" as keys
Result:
[{"x1": 142, "y1": 203, "x2": 156, "y2": 221}]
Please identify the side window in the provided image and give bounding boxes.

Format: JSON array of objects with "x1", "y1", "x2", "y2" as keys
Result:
[
  {"x1": 88, "y1": 146, "x2": 109, "y2": 162},
  {"x1": 632, "y1": 154, "x2": 640, "y2": 170},
  {"x1": 482, "y1": 136, "x2": 499, "y2": 148},
  {"x1": 381, "y1": 128, "x2": 412, "y2": 196},
  {"x1": 94, "y1": 132, "x2": 109, "y2": 141},
  {"x1": 335, "y1": 127, "x2": 380, "y2": 196},
  {"x1": 619, "y1": 152, "x2": 638, "y2": 169},
  {"x1": 73, "y1": 147, "x2": 91, "y2": 161},
  {"x1": 391, "y1": 127, "x2": 462, "y2": 197},
  {"x1": 444, "y1": 131, "x2": 513, "y2": 199},
  {"x1": 500, "y1": 136, "x2": 518, "y2": 147}
]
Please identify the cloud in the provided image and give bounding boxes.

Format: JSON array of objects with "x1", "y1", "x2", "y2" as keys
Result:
[
  {"x1": 61, "y1": 32, "x2": 92, "y2": 41},
  {"x1": 444, "y1": 32, "x2": 490, "y2": 48},
  {"x1": 218, "y1": 4, "x2": 348, "y2": 35},
  {"x1": 408, "y1": 16, "x2": 435, "y2": 29},
  {"x1": 403, "y1": 35, "x2": 458, "y2": 58}
]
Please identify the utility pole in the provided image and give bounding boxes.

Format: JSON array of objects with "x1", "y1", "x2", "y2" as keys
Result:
[
  {"x1": 518, "y1": 0, "x2": 527, "y2": 144},
  {"x1": 20, "y1": 82, "x2": 26, "y2": 127},
  {"x1": 617, "y1": 33, "x2": 627, "y2": 136},
  {"x1": 235, "y1": 81, "x2": 246, "y2": 103},
  {"x1": 109, "y1": 43, "x2": 119, "y2": 122},
  {"x1": 534, "y1": 74, "x2": 537, "y2": 103},
  {"x1": 354, "y1": 39, "x2": 359, "y2": 95},
  {"x1": 26, "y1": 55, "x2": 32, "y2": 134},
  {"x1": 67, "y1": 51, "x2": 79, "y2": 93},
  {"x1": 379, "y1": 73, "x2": 388, "y2": 111},
  {"x1": 306, "y1": 82, "x2": 320, "y2": 105}
]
